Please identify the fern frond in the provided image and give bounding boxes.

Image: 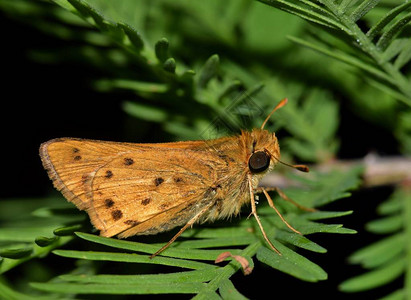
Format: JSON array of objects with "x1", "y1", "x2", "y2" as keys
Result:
[
  {"x1": 340, "y1": 187, "x2": 411, "y2": 297},
  {"x1": 259, "y1": 0, "x2": 411, "y2": 105},
  {"x1": 367, "y1": 2, "x2": 411, "y2": 39},
  {"x1": 0, "y1": 198, "x2": 82, "y2": 275}
]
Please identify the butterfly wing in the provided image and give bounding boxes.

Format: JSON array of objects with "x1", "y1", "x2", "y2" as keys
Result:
[{"x1": 40, "y1": 138, "x2": 227, "y2": 237}]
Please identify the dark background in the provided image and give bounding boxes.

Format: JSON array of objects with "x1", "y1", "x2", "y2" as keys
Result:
[{"x1": 0, "y1": 11, "x2": 400, "y2": 299}]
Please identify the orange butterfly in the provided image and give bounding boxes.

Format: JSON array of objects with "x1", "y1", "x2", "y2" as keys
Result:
[{"x1": 40, "y1": 98, "x2": 311, "y2": 257}]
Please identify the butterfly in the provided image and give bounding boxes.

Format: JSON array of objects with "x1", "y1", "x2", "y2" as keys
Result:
[{"x1": 40, "y1": 98, "x2": 312, "y2": 257}]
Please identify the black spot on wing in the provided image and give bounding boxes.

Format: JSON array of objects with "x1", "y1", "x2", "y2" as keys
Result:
[
  {"x1": 124, "y1": 158, "x2": 134, "y2": 165},
  {"x1": 124, "y1": 220, "x2": 140, "y2": 226},
  {"x1": 111, "y1": 210, "x2": 123, "y2": 221},
  {"x1": 141, "y1": 198, "x2": 151, "y2": 205},
  {"x1": 105, "y1": 199, "x2": 115, "y2": 208},
  {"x1": 154, "y1": 177, "x2": 164, "y2": 186}
]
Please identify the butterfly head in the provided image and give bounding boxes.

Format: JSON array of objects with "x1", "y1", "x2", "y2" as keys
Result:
[
  {"x1": 247, "y1": 129, "x2": 280, "y2": 176},
  {"x1": 247, "y1": 128, "x2": 309, "y2": 177}
]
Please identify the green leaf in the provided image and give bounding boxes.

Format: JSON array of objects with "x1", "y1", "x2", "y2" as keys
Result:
[
  {"x1": 366, "y1": 2, "x2": 411, "y2": 39},
  {"x1": 193, "y1": 290, "x2": 222, "y2": 300},
  {"x1": 218, "y1": 279, "x2": 248, "y2": 300},
  {"x1": 60, "y1": 269, "x2": 221, "y2": 284},
  {"x1": 31, "y1": 206, "x2": 83, "y2": 220},
  {"x1": 377, "y1": 12, "x2": 411, "y2": 51},
  {"x1": 163, "y1": 57, "x2": 176, "y2": 73},
  {"x1": 381, "y1": 38, "x2": 406, "y2": 63},
  {"x1": 338, "y1": 0, "x2": 359, "y2": 15},
  {"x1": 155, "y1": 37, "x2": 169, "y2": 62},
  {"x1": 97, "y1": 79, "x2": 168, "y2": 94},
  {"x1": 118, "y1": 21, "x2": 144, "y2": 50},
  {"x1": 278, "y1": 88, "x2": 340, "y2": 162},
  {"x1": 122, "y1": 101, "x2": 168, "y2": 123},
  {"x1": 53, "y1": 224, "x2": 83, "y2": 236},
  {"x1": 198, "y1": 54, "x2": 219, "y2": 89},
  {"x1": 293, "y1": 167, "x2": 362, "y2": 207},
  {"x1": 348, "y1": 233, "x2": 404, "y2": 268},
  {"x1": 0, "y1": 280, "x2": 46, "y2": 300},
  {"x1": 258, "y1": 0, "x2": 347, "y2": 31},
  {"x1": 0, "y1": 237, "x2": 72, "y2": 274},
  {"x1": 35, "y1": 236, "x2": 59, "y2": 247},
  {"x1": 365, "y1": 76, "x2": 411, "y2": 104},
  {"x1": 257, "y1": 244, "x2": 327, "y2": 282},
  {"x1": 380, "y1": 289, "x2": 405, "y2": 300},
  {"x1": 67, "y1": 0, "x2": 105, "y2": 29},
  {"x1": 288, "y1": 35, "x2": 394, "y2": 85},
  {"x1": 350, "y1": 0, "x2": 380, "y2": 22},
  {"x1": 75, "y1": 232, "x2": 241, "y2": 260},
  {"x1": 365, "y1": 215, "x2": 403, "y2": 234},
  {"x1": 275, "y1": 230, "x2": 327, "y2": 253},
  {"x1": 300, "y1": 210, "x2": 354, "y2": 221},
  {"x1": 181, "y1": 226, "x2": 255, "y2": 239},
  {"x1": 403, "y1": 186, "x2": 411, "y2": 298},
  {"x1": 342, "y1": 187, "x2": 411, "y2": 295},
  {"x1": 0, "y1": 227, "x2": 59, "y2": 242},
  {"x1": 339, "y1": 258, "x2": 405, "y2": 292},
  {"x1": 294, "y1": 220, "x2": 356, "y2": 235},
  {"x1": 377, "y1": 189, "x2": 403, "y2": 215},
  {"x1": 0, "y1": 246, "x2": 33, "y2": 259},
  {"x1": 31, "y1": 281, "x2": 205, "y2": 295},
  {"x1": 173, "y1": 237, "x2": 256, "y2": 249},
  {"x1": 53, "y1": 249, "x2": 215, "y2": 270},
  {"x1": 394, "y1": 39, "x2": 411, "y2": 69}
]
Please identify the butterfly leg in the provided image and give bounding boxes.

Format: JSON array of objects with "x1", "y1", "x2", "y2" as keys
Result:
[
  {"x1": 261, "y1": 188, "x2": 301, "y2": 235},
  {"x1": 247, "y1": 175, "x2": 281, "y2": 255},
  {"x1": 150, "y1": 201, "x2": 215, "y2": 259},
  {"x1": 255, "y1": 187, "x2": 316, "y2": 212}
]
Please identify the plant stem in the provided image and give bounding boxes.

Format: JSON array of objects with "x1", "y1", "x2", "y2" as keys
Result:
[
  {"x1": 194, "y1": 241, "x2": 262, "y2": 299},
  {"x1": 261, "y1": 154, "x2": 411, "y2": 188}
]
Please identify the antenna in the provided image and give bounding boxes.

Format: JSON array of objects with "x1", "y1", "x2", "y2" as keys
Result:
[
  {"x1": 272, "y1": 154, "x2": 309, "y2": 172},
  {"x1": 261, "y1": 98, "x2": 288, "y2": 130},
  {"x1": 264, "y1": 149, "x2": 309, "y2": 173}
]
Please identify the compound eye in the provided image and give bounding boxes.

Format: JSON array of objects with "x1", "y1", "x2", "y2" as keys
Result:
[{"x1": 248, "y1": 151, "x2": 270, "y2": 173}]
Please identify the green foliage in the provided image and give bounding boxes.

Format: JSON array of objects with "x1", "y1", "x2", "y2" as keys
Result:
[
  {"x1": 340, "y1": 188, "x2": 411, "y2": 297},
  {"x1": 0, "y1": 198, "x2": 81, "y2": 298},
  {"x1": 256, "y1": 0, "x2": 411, "y2": 155},
  {"x1": 276, "y1": 89, "x2": 340, "y2": 162},
  {"x1": 0, "y1": 198, "x2": 82, "y2": 274},
  {"x1": 258, "y1": 0, "x2": 411, "y2": 105},
  {"x1": 0, "y1": 0, "x2": 410, "y2": 298},
  {"x1": 25, "y1": 168, "x2": 359, "y2": 298}
]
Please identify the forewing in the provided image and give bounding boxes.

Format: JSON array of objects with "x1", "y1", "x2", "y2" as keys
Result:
[{"x1": 40, "y1": 138, "x2": 222, "y2": 237}]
